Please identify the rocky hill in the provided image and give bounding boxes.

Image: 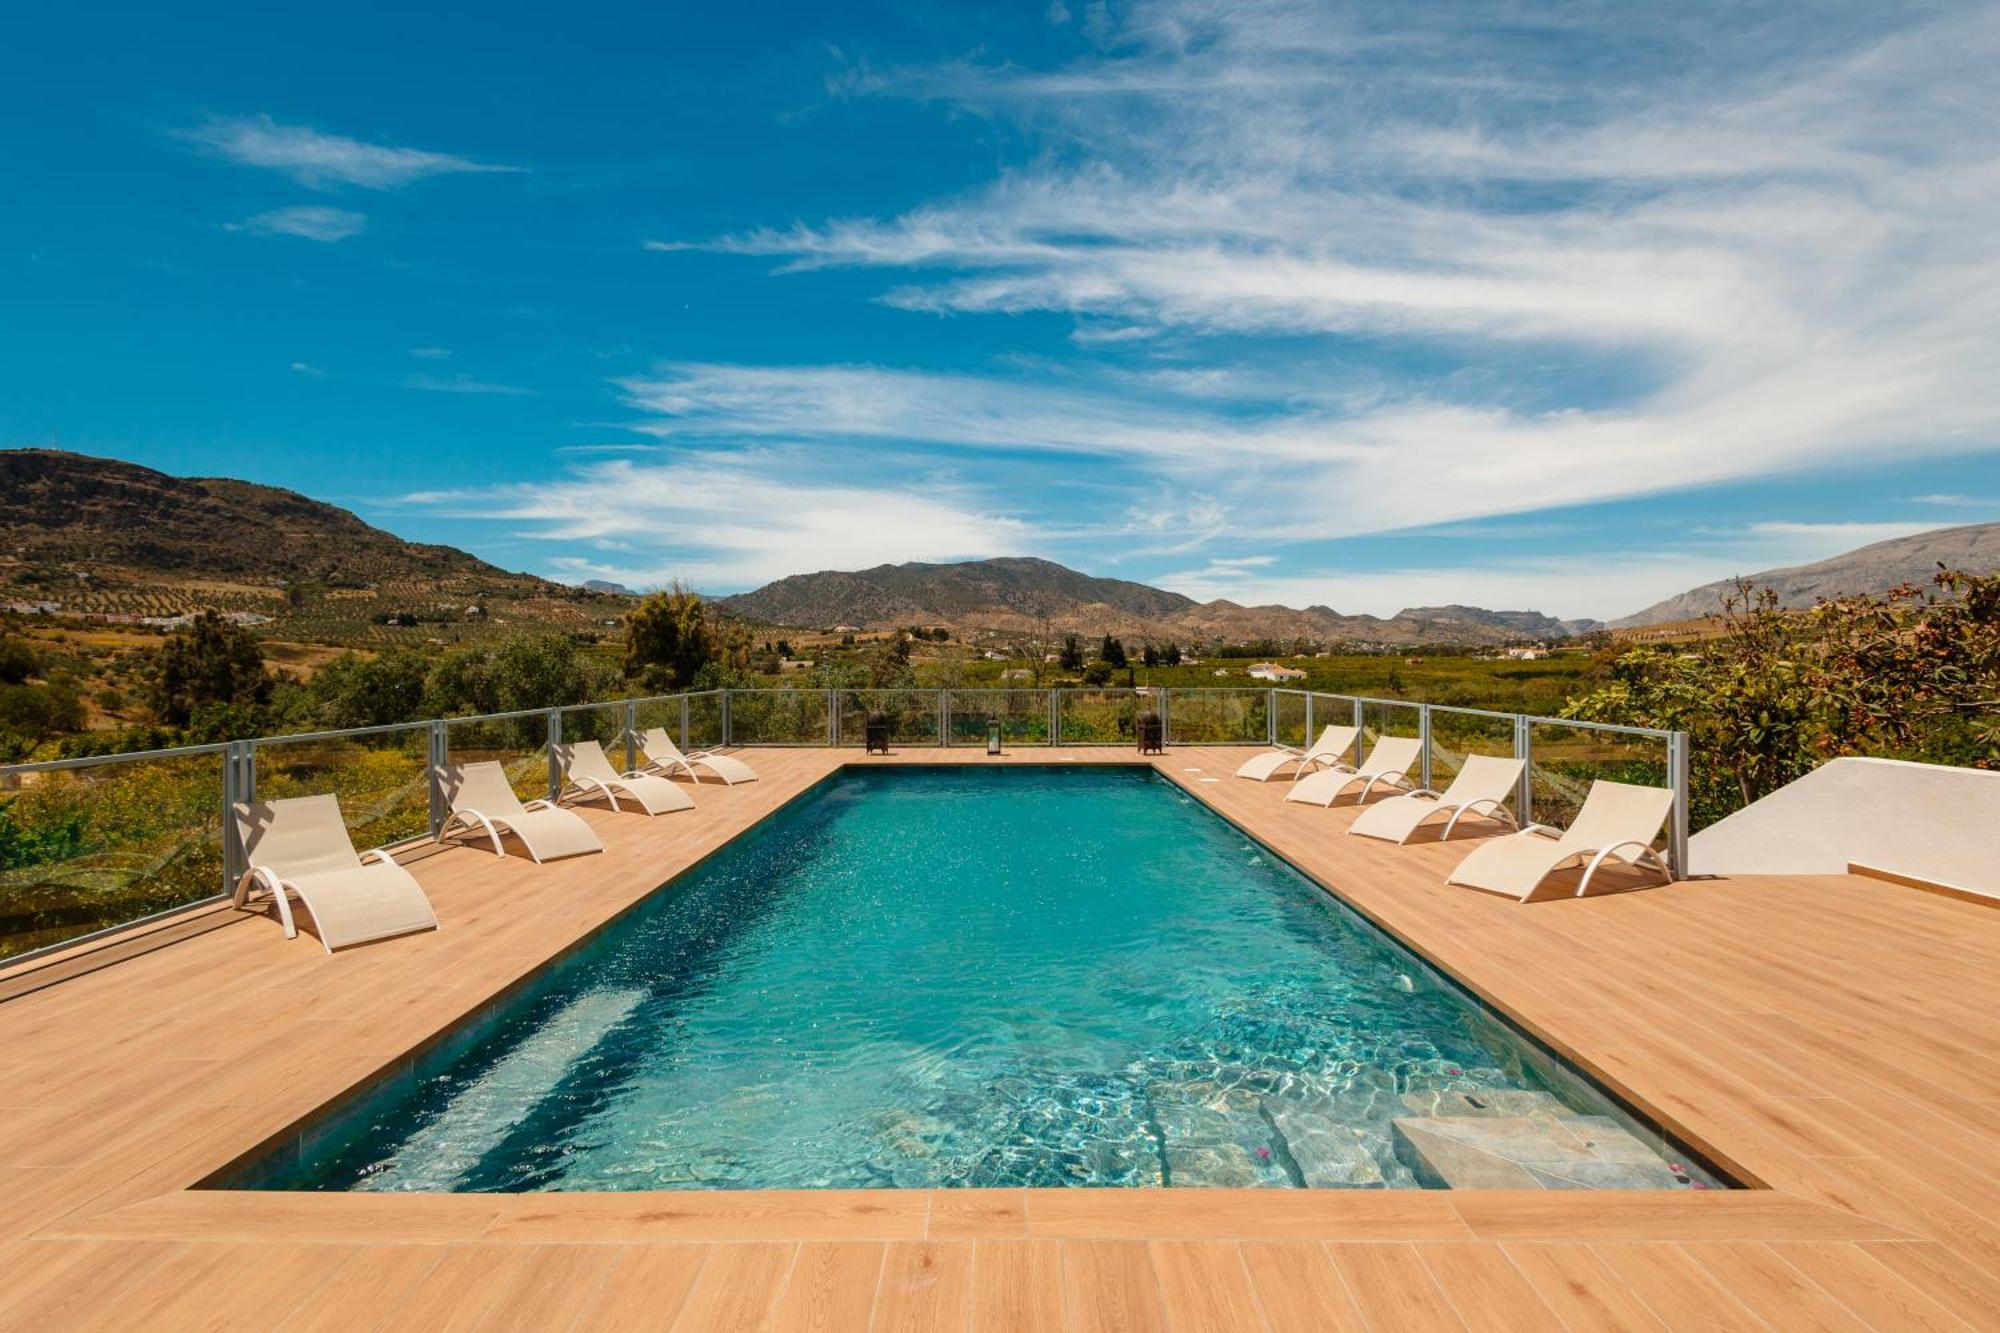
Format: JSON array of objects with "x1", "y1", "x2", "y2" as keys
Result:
[
  {"x1": 0, "y1": 449, "x2": 623, "y2": 642},
  {"x1": 1615, "y1": 522, "x2": 2000, "y2": 627},
  {"x1": 720, "y1": 558, "x2": 1585, "y2": 646}
]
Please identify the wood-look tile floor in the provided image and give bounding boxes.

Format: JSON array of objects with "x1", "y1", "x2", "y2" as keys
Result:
[{"x1": 1, "y1": 746, "x2": 1995, "y2": 1330}]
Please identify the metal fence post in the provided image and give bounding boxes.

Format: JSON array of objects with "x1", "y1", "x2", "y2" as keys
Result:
[
  {"x1": 1159, "y1": 689, "x2": 1171, "y2": 747},
  {"x1": 220, "y1": 740, "x2": 246, "y2": 891},
  {"x1": 827, "y1": 690, "x2": 839, "y2": 746},
  {"x1": 1513, "y1": 714, "x2": 1534, "y2": 826},
  {"x1": 1304, "y1": 693, "x2": 1314, "y2": 748},
  {"x1": 940, "y1": 690, "x2": 949, "y2": 746},
  {"x1": 721, "y1": 691, "x2": 733, "y2": 748},
  {"x1": 428, "y1": 720, "x2": 448, "y2": 836},
  {"x1": 1668, "y1": 730, "x2": 1691, "y2": 879},
  {"x1": 546, "y1": 709, "x2": 563, "y2": 801},
  {"x1": 1050, "y1": 691, "x2": 1060, "y2": 747},
  {"x1": 623, "y1": 701, "x2": 638, "y2": 773},
  {"x1": 1419, "y1": 704, "x2": 1433, "y2": 793},
  {"x1": 1267, "y1": 690, "x2": 1278, "y2": 746},
  {"x1": 1351, "y1": 697, "x2": 1364, "y2": 765},
  {"x1": 679, "y1": 694, "x2": 690, "y2": 751}
]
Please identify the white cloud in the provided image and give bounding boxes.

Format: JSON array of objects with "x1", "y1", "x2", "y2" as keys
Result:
[
  {"x1": 405, "y1": 373, "x2": 534, "y2": 397},
  {"x1": 669, "y1": 1, "x2": 2000, "y2": 547},
  {"x1": 404, "y1": 451, "x2": 1040, "y2": 589},
  {"x1": 181, "y1": 114, "x2": 521, "y2": 189},
  {"x1": 233, "y1": 205, "x2": 366, "y2": 241}
]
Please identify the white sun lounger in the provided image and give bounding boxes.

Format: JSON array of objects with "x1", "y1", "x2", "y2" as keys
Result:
[
  {"x1": 231, "y1": 793, "x2": 439, "y2": 952},
  {"x1": 1446, "y1": 779, "x2": 1676, "y2": 902},
  {"x1": 1234, "y1": 724, "x2": 1359, "y2": 782},
  {"x1": 1348, "y1": 753, "x2": 1524, "y2": 844},
  {"x1": 1285, "y1": 736, "x2": 1424, "y2": 807},
  {"x1": 437, "y1": 760, "x2": 604, "y2": 862},
  {"x1": 554, "y1": 740, "x2": 694, "y2": 816},
  {"x1": 636, "y1": 727, "x2": 757, "y2": 785}
]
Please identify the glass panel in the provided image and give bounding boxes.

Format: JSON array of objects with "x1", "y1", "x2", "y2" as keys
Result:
[
  {"x1": 1272, "y1": 691, "x2": 1308, "y2": 747},
  {"x1": 724, "y1": 689, "x2": 828, "y2": 745},
  {"x1": 252, "y1": 728, "x2": 433, "y2": 852},
  {"x1": 1525, "y1": 721, "x2": 1670, "y2": 831},
  {"x1": 1165, "y1": 690, "x2": 1267, "y2": 745},
  {"x1": 0, "y1": 751, "x2": 226, "y2": 960},
  {"x1": 1427, "y1": 708, "x2": 1515, "y2": 789},
  {"x1": 443, "y1": 713, "x2": 550, "y2": 803},
  {"x1": 563, "y1": 704, "x2": 634, "y2": 773},
  {"x1": 1308, "y1": 694, "x2": 1362, "y2": 764},
  {"x1": 837, "y1": 690, "x2": 940, "y2": 746},
  {"x1": 1056, "y1": 690, "x2": 1149, "y2": 744},
  {"x1": 1357, "y1": 699, "x2": 1423, "y2": 746},
  {"x1": 684, "y1": 692, "x2": 724, "y2": 751},
  {"x1": 943, "y1": 691, "x2": 1052, "y2": 745}
]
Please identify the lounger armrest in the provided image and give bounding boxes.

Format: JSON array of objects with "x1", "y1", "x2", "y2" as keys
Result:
[
  {"x1": 358, "y1": 848, "x2": 396, "y2": 867},
  {"x1": 234, "y1": 865, "x2": 300, "y2": 939},
  {"x1": 521, "y1": 798, "x2": 555, "y2": 812},
  {"x1": 1403, "y1": 787, "x2": 1445, "y2": 801}
]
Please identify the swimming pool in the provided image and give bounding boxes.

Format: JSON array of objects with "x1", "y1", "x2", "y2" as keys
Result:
[{"x1": 230, "y1": 766, "x2": 1721, "y2": 1192}]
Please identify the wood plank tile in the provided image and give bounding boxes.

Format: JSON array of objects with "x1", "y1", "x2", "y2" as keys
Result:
[
  {"x1": 565, "y1": 1244, "x2": 711, "y2": 1333},
  {"x1": 669, "y1": 1242, "x2": 798, "y2": 1332},
  {"x1": 869, "y1": 1240, "x2": 972, "y2": 1333},
  {"x1": 970, "y1": 1239, "x2": 1065, "y2": 1333},
  {"x1": 1587, "y1": 1243, "x2": 1765, "y2": 1331},
  {"x1": 1064, "y1": 1240, "x2": 1169, "y2": 1333},
  {"x1": 1028, "y1": 1189, "x2": 1469, "y2": 1241},
  {"x1": 1236, "y1": 1240, "x2": 1367, "y2": 1333},
  {"x1": 1765, "y1": 1242, "x2": 1977, "y2": 1333},
  {"x1": 1500, "y1": 1242, "x2": 1670, "y2": 1332},
  {"x1": 470, "y1": 1243, "x2": 623, "y2": 1332},
  {"x1": 1324, "y1": 1242, "x2": 1466, "y2": 1332},
  {"x1": 1679, "y1": 1242, "x2": 1869, "y2": 1331},
  {"x1": 1147, "y1": 1240, "x2": 1267, "y2": 1333},
  {"x1": 769, "y1": 1241, "x2": 884, "y2": 1333},
  {"x1": 275, "y1": 1244, "x2": 452, "y2": 1333},
  {"x1": 1416, "y1": 1243, "x2": 1562, "y2": 1332}
]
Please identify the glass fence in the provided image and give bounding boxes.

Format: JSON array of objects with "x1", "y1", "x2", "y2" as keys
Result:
[{"x1": 0, "y1": 686, "x2": 1686, "y2": 967}]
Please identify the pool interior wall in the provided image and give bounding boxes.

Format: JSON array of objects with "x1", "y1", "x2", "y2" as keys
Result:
[{"x1": 217, "y1": 765, "x2": 1731, "y2": 1193}]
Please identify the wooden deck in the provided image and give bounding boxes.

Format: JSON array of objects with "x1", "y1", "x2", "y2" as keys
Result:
[{"x1": 1, "y1": 745, "x2": 1996, "y2": 1330}]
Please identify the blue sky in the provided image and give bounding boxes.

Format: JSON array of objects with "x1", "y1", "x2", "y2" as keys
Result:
[{"x1": 6, "y1": 0, "x2": 1998, "y2": 618}]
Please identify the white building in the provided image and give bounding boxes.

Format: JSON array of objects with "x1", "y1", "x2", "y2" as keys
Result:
[{"x1": 1246, "y1": 663, "x2": 1308, "y2": 682}]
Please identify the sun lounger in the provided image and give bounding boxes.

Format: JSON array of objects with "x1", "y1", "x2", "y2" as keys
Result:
[
  {"x1": 1285, "y1": 736, "x2": 1423, "y2": 807},
  {"x1": 636, "y1": 727, "x2": 758, "y2": 785},
  {"x1": 1446, "y1": 779, "x2": 1675, "y2": 902},
  {"x1": 554, "y1": 740, "x2": 695, "y2": 815},
  {"x1": 231, "y1": 793, "x2": 438, "y2": 952},
  {"x1": 1349, "y1": 754, "x2": 1525, "y2": 844},
  {"x1": 1234, "y1": 724, "x2": 1359, "y2": 782},
  {"x1": 437, "y1": 760, "x2": 604, "y2": 862}
]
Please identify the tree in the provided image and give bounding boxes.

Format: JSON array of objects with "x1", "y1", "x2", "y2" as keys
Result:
[
  {"x1": 623, "y1": 584, "x2": 716, "y2": 690},
  {"x1": 0, "y1": 637, "x2": 37, "y2": 685},
  {"x1": 1141, "y1": 643, "x2": 1159, "y2": 668},
  {"x1": 1163, "y1": 642, "x2": 1183, "y2": 666},
  {"x1": 1098, "y1": 635, "x2": 1128, "y2": 669},
  {"x1": 311, "y1": 649, "x2": 431, "y2": 728},
  {"x1": 1082, "y1": 661, "x2": 1114, "y2": 686},
  {"x1": 0, "y1": 680, "x2": 85, "y2": 762},
  {"x1": 1059, "y1": 635, "x2": 1085, "y2": 672},
  {"x1": 147, "y1": 611, "x2": 270, "y2": 728}
]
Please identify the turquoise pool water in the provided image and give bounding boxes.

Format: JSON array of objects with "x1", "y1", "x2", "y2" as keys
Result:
[{"x1": 238, "y1": 767, "x2": 1717, "y2": 1192}]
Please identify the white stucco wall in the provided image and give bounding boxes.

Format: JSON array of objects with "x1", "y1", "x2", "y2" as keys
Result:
[{"x1": 1687, "y1": 756, "x2": 2000, "y2": 898}]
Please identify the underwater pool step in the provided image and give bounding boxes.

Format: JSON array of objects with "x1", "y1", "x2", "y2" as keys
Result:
[
  {"x1": 1390, "y1": 1113, "x2": 1688, "y2": 1190},
  {"x1": 1260, "y1": 1099, "x2": 1385, "y2": 1188}
]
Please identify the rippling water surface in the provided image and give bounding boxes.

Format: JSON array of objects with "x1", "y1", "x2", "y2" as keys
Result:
[{"x1": 257, "y1": 767, "x2": 1707, "y2": 1191}]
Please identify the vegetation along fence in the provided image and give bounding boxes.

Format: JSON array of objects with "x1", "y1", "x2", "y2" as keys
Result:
[{"x1": 0, "y1": 687, "x2": 1686, "y2": 966}]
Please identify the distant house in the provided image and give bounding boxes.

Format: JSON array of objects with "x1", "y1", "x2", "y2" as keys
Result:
[
  {"x1": 1000, "y1": 668, "x2": 1033, "y2": 681},
  {"x1": 1246, "y1": 663, "x2": 1307, "y2": 682},
  {"x1": 832, "y1": 624, "x2": 862, "y2": 634},
  {"x1": 982, "y1": 650, "x2": 1009, "y2": 661},
  {"x1": 1504, "y1": 646, "x2": 1551, "y2": 660},
  {"x1": 778, "y1": 658, "x2": 815, "y2": 671}
]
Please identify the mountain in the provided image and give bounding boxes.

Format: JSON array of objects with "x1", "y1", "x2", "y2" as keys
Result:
[
  {"x1": 581, "y1": 579, "x2": 637, "y2": 596},
  {"x1": 1615, "y1": 522, "x2": 2000, "y2": 627},
  {"x1": 720, "y1": 557, "x2": 1582, "y2": 646},
  {"x1": 0, "y1": 449, "x2": 621, "y2": 641}
]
